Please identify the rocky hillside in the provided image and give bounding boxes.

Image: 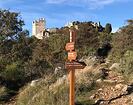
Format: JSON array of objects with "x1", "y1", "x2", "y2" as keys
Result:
[
  {"x1": 0, "y1": 9, "x2": 133, "y2": 105},
  {"x1": 2, "y1": 56, "x2": 133, "y2": 105}
]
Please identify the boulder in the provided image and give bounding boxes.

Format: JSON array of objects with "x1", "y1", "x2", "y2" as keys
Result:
[
  {"x1": 83, "y1": 56, "x2": 97, "y2": 66},
  {"x1": 115, "y1": 83, "x2": 124, "y2": 90},
  {"x1": 96, "y1": 79, "x2": 102, "y2": 83},
  {"x1": 30, "y1": 79, "x2": 40, "y2": 87},
  {"x1": 54, "y1": 66, "x2": 62, "y2": 74},
  {"x1": 109, "y1": 63, "x2": 120, "y2": 70}
]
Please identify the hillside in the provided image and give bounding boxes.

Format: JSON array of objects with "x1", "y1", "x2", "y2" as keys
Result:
[
  {"x1": 0, "y1": 9, "x2": 133, "y2": 105},
  {"x1": 2, "y1": 57, "x2": 133, "y2": 105}
]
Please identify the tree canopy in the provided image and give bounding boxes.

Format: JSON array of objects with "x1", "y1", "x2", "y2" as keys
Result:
[{"x1": 0, "y1": 9, "x2": 24, "y2": 41}]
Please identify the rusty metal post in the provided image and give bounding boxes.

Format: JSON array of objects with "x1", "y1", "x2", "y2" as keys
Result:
[
  {"x1": 69, "y1": 69, "x2": 75, "y2": 105},
  {"x1": 65, "y1": 30, "x2": 86, "y2": 105},
  {"x1": 69, "y1": 29, "x2": 75, "y2": 105}
]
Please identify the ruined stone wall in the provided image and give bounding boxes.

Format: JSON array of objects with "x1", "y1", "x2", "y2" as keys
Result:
[{"x1": 32, "y1": 18, "x2": 46, "y2": 39}]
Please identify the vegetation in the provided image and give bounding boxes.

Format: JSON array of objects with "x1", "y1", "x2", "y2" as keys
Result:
[
  {"x1": 109, "y1": 20, "x2": 133, "y2": 79},
  {"x1": 105, "y1": 23, "x2": 112, "y2": 34},
  {"x1": 0, "y1": 9, "x2": 133, "y2": 105}
]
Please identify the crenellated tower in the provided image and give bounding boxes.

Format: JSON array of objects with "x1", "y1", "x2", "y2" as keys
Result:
[{"x1": 32, "y1": 18, "x2": 46, "y2": 39}]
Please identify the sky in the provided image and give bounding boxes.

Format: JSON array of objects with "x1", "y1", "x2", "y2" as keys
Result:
[{"x1": 0, "y1": 0, "x2": 133, "y2": 34}]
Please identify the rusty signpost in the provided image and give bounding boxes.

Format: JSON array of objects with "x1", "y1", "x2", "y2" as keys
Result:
[
  {"x1": 65, "y1": 29, "x2": 86, "y2": 105},
  {"x1": 65, "y1": 42, "x2": 75, "y2": 51},
  {"x1": 68, "y1": 51, "x2": 77, "y2": 61},
  {"x1": 65, "y1": 61, "x2": 86, "y2": 69}
]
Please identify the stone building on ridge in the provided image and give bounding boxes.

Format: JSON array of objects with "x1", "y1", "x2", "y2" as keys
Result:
[{"x1": 32, "y1": 18, "x2": 46, "y2": 39}]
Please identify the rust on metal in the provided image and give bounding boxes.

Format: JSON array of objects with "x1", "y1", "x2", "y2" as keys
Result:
[
  {"x1": 69, "y1": 30, "x2": 76, "y2": 42},
  {"x1": 72, "y1": 31, "x2": 76, "y2": 42},
  {"x1": 65, "y1": 42, "x2": 75, "y2": 51},
  {"x1": 68, "y1": 51, "x2": 77, "y2": 61},
  {"x1": 65, "y1": 61, "x2": 86, "y2": 69},
  {"x1": 65, "y1": 29, "x2": 86, "y2": 105},
  {"x1": 69, "y1": 69, "x2": 75, "y2": 105}
]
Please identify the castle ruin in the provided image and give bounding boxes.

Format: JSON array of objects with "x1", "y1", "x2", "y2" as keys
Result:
[{"x1": 32, "y1": 18, "x2": 46, "y2": 39}]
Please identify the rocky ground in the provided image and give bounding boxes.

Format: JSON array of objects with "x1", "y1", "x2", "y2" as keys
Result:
[
  {"x1": 76, "y1": 56, "x2": 133, "y2": 105},
  {"x1": 88, "y1": 62, "x2": 133, "y2": 105},
  {"x1": 1, "y1": 56, "x2": 133, "y2": 105}
]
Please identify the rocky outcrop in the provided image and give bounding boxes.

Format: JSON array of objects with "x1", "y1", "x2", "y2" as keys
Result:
[
  {"x1": 82, "y1": 56, "x2": 98, "y2": 66},
  {"x1": 30, "y1": 79, "x2": 40, "y2": 87},
  {"x1": 91, "y1": 78, "x2": 133, "y2": 105},
  {"x1": 88, "y1": 60, "x2": 133, "y2": 105},
  {"x1": 109, "y1": 63, "x2": 120, "y2": 70}
]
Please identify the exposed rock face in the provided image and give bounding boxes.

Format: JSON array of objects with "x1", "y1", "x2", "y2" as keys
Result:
[
  {"x1": 30, "y1": 79, "x2": 40, "y2": 87},
  {"x1": 109, "y1": 63, "x2": 120, "y2": 70},
  {"x1": 115, "y1": 83, "x2": 124, "y2": 90},
  {"x1": 83, "y1": 56, "x2": 98, "y2": 66},
  {"x1": 92, "y1": 84, "x2": 126, "y2": 105},
  {"x1": 90, "y1": 77, "x2": 133, "y2": 105},
  {"x1": 54, "y1": 66, "x2": 62, "y2": 75},
  {"x1": 86, "y1": 60, "x2": 133, "y2": 105}
]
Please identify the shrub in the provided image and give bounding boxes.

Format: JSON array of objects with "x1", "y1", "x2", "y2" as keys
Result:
[
  {"x1": 109, "y1": 20, "x2": 133, "y2": 62},
  {"x1": 119, "y1": 50, "x2": 133, "y2": 76}
]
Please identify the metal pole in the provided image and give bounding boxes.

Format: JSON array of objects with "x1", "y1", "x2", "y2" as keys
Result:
[
  {"x1": 69, "y1": 30, "x2": 75, "y2": 105},
  {"x1": 69, "y1": 69, "x2": 75, "y2": 105},
  {"x1": 70, "y1": 30, "x2": 73, "y2": 43}
]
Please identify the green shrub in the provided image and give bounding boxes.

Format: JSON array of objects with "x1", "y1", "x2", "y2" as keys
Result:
[
  {"x1": 109, "y1": 20, "x2": 133, "y2": 62},
  {"x1": 1, "y1": 61, "x2": 24, "y2": 82},
  {"x1": 119, "y1": 50, "x2": 133, "y2": 76}
]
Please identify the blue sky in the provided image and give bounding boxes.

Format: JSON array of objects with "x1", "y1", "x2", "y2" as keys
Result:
[{"x1": 0, "y1": 0, "x2": 133, "y2": 34}]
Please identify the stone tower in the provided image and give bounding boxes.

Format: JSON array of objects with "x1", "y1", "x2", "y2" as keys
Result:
[{"x1": 32, "y1": 18, "x2": 46, "y2": 39}]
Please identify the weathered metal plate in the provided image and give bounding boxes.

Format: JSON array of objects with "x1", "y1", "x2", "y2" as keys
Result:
[
  {"x1": 65, "y1": 61, "x2": 86, "y2": 69},
  {"x1": 68, "y1": 51, "x2": 77, "y2": 61},
  {"x1": 65, "y1": 42, "x2": 75, "y2": 51}
]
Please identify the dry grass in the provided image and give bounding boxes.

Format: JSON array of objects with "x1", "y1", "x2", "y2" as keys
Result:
[
  {"x1": 16, "y1": 75, "x2": 69, "y2": 105},
  {"x1": 16, "y1": 65, "x2": 102, "y2": 105}
]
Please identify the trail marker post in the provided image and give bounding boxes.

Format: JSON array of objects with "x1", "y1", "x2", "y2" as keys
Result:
[{"x1": 65, "y1": 29, "x2": 86, "y2": 105}]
